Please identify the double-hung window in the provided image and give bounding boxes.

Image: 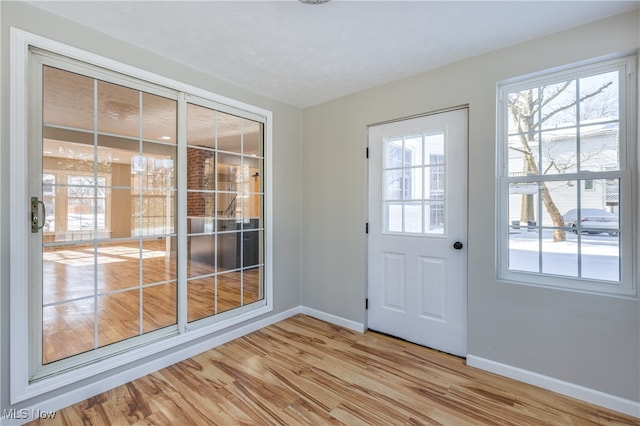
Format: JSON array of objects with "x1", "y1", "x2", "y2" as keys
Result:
[{"x1": 497, "y1": 55, "x2": 637, "y2": 296}]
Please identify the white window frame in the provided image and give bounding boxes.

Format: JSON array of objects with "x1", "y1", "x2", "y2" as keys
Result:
[
  {"x1": 10, "y1": 28, "x2": 273, "y2": 403},
  {"x1": 496, "y1": 54, "x2": 637, "y2": 297}
]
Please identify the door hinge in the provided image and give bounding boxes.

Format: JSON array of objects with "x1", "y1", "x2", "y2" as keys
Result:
[
  {"x1": 365, "y1": 223, "x2": 369, "y2": 234},
  {"x1": 366, "y1": 147, "x2": 369, "y2": 159},
  {"x1": 365, "y1": 298, "x2": 368, "y2": 310}
]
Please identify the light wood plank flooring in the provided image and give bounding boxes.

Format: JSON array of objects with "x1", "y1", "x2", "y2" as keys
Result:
[
  {"x1": 30, "y1": 315, "x2": 639, "y2": 425},
  {"x1": 42, "y1": 239, "x2": 260, "y2": 364}
]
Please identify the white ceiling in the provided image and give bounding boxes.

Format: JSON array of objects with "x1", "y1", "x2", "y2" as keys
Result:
[{"x1": 28, "y1": 1, "x2": 639, "y2": 108}]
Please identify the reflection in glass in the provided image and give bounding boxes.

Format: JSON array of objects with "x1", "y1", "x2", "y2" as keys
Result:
[
  {"x1": 187, "y1": 147, "x2": 216, "y2": 190},
  {"x1": 218, "y1": 153, "x2": 242, "y2": 191},
  {"x1": 217, "y1": 193, "x2": 240, "y2": 227},
  {"x1": 98, "y1": 290, "x2": 140, "y2": 347},
  {"x1": 187, "y1": 103, "x2": 216, "y2": 149},
  {"x1": 43, "y1": 139, "x2": 94, "y2": 173},
  {"x1": 142, "y1": 93, "x2": 176, "y2": 143},
  {"x1": 43, "y1": 245, "x2": 95, "y2": 304},
  {"x1": 97, "y1": 241, "x2": 139, "y2": 292},
  {"x1": 217, "y1": 112, "x2": 243, "y2": 154},
  {"x1": 40, "y1": 65, "x2": 265, "y2": 365},
  {"x1": 42, "y1": 173, "x2": 56, "y2": 235},
  {"x1": 108, "y1": 188, "x2": 134, "y2": 238},
  {"x1": 43, "y1": 66, "x2": 94, "y2": 130},
  {"x1": 142, "y1": 237, "x2": 177, "y2": 284},
  {"x1": 240, "y1": 157, "x2": 260, "y2": 184},
  {"x1": 187, "y1": 191, "x2": 216, "y2": 231},
  {"x1": 243, "y1": 267, "x2": 263, "y2": 306},
  {"x1": 65, "y1": 184, "x2": 98, "y2": 233},
  {"x1": 42, "y1": 299, "x2": 95, "y2": 364},
  {"x1": 242, "y1": 230, "x2": 263, "y2": 268},
  {"x1": 217, "y1": 233, "x2": 240, "y2": 271},
  {"x1": 244, "y1": 194, "x2": 263, "y2": 229},
  {"x1": 143, "y1": 283, "x2": 177, "y2": 333},
  {"x1": 217, "y1": 271, "x2": 242, "y2": 313},
  {"x1": 98, "y1": 80, "x2": 140, "y2": 137},
  {"x1": 141, "y1": 142, "x2": 176, "y2": 189},
  {"x1": 187, "y1": 235, "x2": 216, "y2": 277},
  {"x1": 40, "y1": 67, "x2": 186, "y2": 366},
  {"x1": 243, "y1": 120, "x2": 263, "y2": 156},
  {"x1": 187, "y1": 277, "x2": 215, "y2": 322},
  {"x1": 132, "y1": 191, "x2": 175, "y2": 237}
]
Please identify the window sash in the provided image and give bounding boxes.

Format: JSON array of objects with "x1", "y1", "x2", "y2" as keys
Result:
[{"x1": 496, "y1": 55, "x2": 636, "y2": 297}]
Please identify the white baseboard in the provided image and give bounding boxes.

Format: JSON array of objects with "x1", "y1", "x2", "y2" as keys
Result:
[
  {"x1": 300, "y1": 306, "x2": 366, "y2": 332},
  {"x1": 1, "y1": 306, "x2": 303, "y2": 426},
  {"x1": 467, "y1": 355, "x2": 640, "y2": 419}
]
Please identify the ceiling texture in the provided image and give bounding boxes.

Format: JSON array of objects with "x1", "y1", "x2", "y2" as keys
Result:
[{"x1": 28, "y1": 1, "x2": 640, "y2": 108}]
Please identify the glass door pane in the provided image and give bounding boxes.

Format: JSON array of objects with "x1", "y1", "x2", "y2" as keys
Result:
[
  {"x1": 186, "y1": 104, "x2": 265, "y2": 322},
  {"x1": 382, "y1": 130, "x2": 446, "y2": 235},
  {"x1": 40, "y1": 66, "x2": 178, "y2": 365}
]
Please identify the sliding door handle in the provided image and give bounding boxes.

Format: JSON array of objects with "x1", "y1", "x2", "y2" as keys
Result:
[{"x1": 31, "y1": 197, "x2": 46, "y2": 233}]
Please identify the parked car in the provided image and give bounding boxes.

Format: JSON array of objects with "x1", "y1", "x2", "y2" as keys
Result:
[{"x1": 563, "y1": 208, "x2": 619, "y2": 236}]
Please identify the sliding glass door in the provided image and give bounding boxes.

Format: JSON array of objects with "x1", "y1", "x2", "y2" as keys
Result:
[
  {"x1": 186, "y1": 101, "x2": 264, "y2": 323},
  {"x1": 28, "y1": 51, "x2": 266, "y2": 379}
]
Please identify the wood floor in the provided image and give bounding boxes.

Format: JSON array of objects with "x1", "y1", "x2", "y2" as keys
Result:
[
  {"x1": 42, "y1": 239, "x2": 261, "y2": 364},
  {"x1": 29, "y1": 315, "x2": 638, "y2": 426}
]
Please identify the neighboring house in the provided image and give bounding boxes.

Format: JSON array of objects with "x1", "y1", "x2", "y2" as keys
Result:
[{"x1": 508, "y1": 122, "x2": 620, "y2": 227}]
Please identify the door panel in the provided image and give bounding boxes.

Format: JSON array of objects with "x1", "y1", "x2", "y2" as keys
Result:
[
  {"x1": 33, "y1": 63, "x2": 179, "y2": 367},
  {"x1": 419, "y1": 256, "x2": 446, "y2": 321},
  {"x1": 368, "y1": 108, "x2": 468, "y2": 357},
  {"x1": 383, "y1": 252, "x2": 406, "y2": 311}
]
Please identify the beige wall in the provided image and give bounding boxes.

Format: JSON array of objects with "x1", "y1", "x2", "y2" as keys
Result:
[{"x1": 301, "y1": 10, "x2": 640, "y2": 401}]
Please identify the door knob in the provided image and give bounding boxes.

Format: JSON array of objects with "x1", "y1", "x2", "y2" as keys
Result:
[{"x1": 453, "y1": 241, "x2": 463, "y2": 250}]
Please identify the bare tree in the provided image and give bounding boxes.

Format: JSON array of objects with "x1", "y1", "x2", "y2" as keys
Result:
[{"x1": 508, "y1": 80, "x2": 613, "y2": 242}]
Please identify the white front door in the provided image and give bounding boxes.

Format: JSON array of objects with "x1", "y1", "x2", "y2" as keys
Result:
[{"x1": 367, "y1": 108, "x2": 468, "y2": 357}]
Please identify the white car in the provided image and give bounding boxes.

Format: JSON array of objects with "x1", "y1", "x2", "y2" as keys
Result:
[{"x1": 563, "y1": 208, "x2": 619, "y2": 236}]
